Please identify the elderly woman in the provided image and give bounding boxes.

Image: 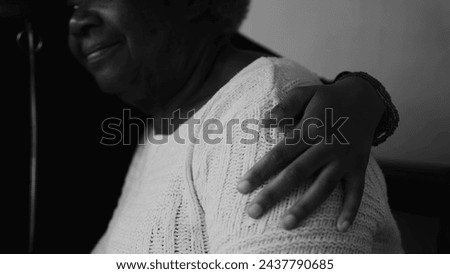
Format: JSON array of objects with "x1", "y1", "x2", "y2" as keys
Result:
[{"x1": 68, "y1": 0, "x2": 402, "y2": 253}]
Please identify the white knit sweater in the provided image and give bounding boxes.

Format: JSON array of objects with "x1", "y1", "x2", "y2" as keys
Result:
[{"x1": 93, "y1": 57, "x2": 403, "y2": 253}]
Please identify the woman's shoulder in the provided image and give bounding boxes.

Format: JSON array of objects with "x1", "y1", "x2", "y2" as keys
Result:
[
  {"x1": 268, "y1": 57, "x2": 321, "y2": 88},
  {"x1": 196, "y1": 57, "x2": 321, "y2": 122}
]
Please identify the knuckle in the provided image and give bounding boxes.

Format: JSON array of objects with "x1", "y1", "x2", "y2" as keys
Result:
[
  {"x1": 283, "y1": 167, "x2": 302, "y2": 182},
  {"x1": 295, "y1": 202, "x2": 313, "y2": 216},
  {"x1": 321, "y1": 178, "x2": 339, "y2": 194},
  {"x1": 259, "y1": 190, "x2": 278, "y2": 206},
  {"x1": 267, "y1": 150, "x2": 282, "y2": 167}
]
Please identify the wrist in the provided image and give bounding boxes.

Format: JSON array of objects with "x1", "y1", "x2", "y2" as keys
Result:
[
  {"x1": 334, "y1": 71, "x2": 399, "y2": 146},
  {"x1": 337, "y1": 76, "x2": 386, "y2": 119}
]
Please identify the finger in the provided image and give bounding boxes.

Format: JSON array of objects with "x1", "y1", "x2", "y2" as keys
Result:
[
  {"x1": 239, "y1": 100, "x2": 330, "y2": 194},
  {"x1": 237, "y1": 128, "x2": 310, "y2": 194},
  {"x1": 281, "y1": 160, "x2": 347, "y2": 230},
  {"x1": 337, "y1": 171, "x2": 365, "y2": 232},
  {"x1": 262, "y1": 85, "x2": 318, "y2": 128},
  {"x1": 245, "y1": 144, "x2": 334, "y2": 219}
]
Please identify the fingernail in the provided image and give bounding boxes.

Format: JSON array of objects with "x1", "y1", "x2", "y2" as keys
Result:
[
  {"x1": 237, "y1": 180, "x2": 251, "y2": 194},
  {"x1": 282, "y1": 215, "x2": 298, "y2": 230},
  {"x1": 248, "y1": 204, "x2": 263, "y2": 219},
  {"x1": 338, "y1": 221, "x2": 350, "y2": 232}
]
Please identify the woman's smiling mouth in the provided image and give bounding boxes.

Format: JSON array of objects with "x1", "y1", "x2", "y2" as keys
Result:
[{"x1": 84, "y1": 40, "x2": 124, "y2": 65}]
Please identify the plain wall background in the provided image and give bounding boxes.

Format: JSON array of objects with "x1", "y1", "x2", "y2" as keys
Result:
[{"x1": 241, "y1": 0, "x2": 450, "y2": 165}]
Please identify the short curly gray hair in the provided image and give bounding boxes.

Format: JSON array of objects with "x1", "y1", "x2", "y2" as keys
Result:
[{"x1": 209, "y1": 0, "x2": 251, "y2": 31}]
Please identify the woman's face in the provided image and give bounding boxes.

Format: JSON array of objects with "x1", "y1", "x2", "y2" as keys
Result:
[{"x1": 67, "y1": 0, "x2": 195, "y2": 110}]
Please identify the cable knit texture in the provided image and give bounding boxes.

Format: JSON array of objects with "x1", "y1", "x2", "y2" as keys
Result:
[{"x1": 92, "y1": 57, "x2": 403, "y2": 254}]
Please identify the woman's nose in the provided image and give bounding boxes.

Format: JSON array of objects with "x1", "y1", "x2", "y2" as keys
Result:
[{"x1": 69, "y1": 5, "x2": 102, "y2": 37}]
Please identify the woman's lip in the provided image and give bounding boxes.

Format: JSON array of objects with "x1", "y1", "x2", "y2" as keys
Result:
[{"x1": 85, "y1": 40, "x2": 123, "y2": 64}]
